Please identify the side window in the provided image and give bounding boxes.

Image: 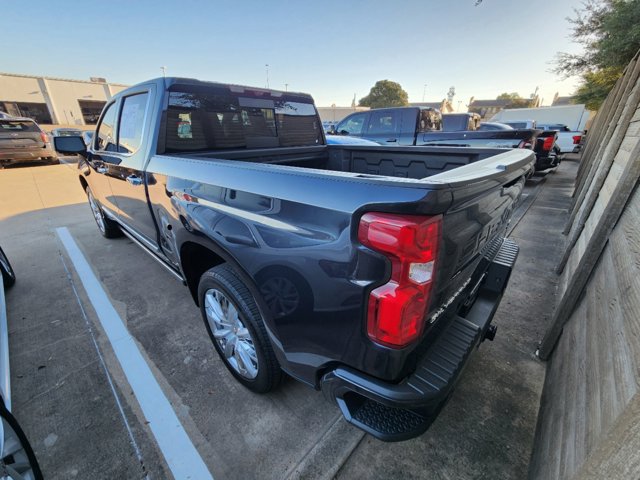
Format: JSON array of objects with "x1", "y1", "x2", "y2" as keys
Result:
[
  {"x1": 337, "y1": 112, "x2": 367, "y2": 135},
  {"x1": 95, "y1": 102, "x2": 117, "y2": 151},
  {"x1": 117, "y1": 93, "x2": 149, "y2": 154},
  {"x1": 367, "y1": 111, "x2": 398, "y2": 135},
  {"x1": 419, "y1": 110, "x2": 441, "y2": 132}
]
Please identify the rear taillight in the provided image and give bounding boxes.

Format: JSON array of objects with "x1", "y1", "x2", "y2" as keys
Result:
[
  {"x1": 572, "y1": 135, "x2": 582, "y2": 144},
  {"x1": 40, "y1": 132, "x2": 48, "y2": 143},
  {"x1": 358, "y1": 213, "x2": 442, "y2": 348},
  {"x1": 542, "y1": 136, "x2": 555, "y2": 152}
]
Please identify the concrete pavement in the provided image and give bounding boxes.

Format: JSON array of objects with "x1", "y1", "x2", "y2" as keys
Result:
[{"x1": 0, "y1": 159, "x2": 575, "y2": 479}]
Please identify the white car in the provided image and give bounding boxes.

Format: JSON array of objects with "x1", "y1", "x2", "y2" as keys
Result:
[{"x1": 0, "y1": 246, "x2": 44, "y2": 480}]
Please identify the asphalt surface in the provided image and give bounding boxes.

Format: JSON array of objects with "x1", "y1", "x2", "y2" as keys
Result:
[{"x1": 0, "y1": 156, "x2": 576, "y2": 479}]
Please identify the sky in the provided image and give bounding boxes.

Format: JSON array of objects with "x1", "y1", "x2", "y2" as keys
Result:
[{"x1": 1, "y1": 0, "x2": 586, "y2": 109}]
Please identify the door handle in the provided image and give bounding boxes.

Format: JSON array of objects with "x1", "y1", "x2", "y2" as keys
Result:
[
  {"x1": 386, "y1": 139, "x2": 397, "y2": 143},
  {"x1": 126, "y1": 175, "x2": 143, "y2": 186},
  {"x1": 96, "y1": 166, "x2": 108, "y2": 174}
]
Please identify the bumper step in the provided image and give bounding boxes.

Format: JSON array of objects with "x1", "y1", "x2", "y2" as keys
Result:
[{"x1": 322, "y1": 238, "x2": 520, "y2": 442}]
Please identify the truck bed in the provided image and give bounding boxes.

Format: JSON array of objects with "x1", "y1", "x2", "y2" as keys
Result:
[{"x1": 171, "y1": 144, "x2": 524, "y2": 181}]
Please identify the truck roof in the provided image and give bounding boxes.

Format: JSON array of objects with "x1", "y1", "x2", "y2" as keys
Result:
[{"x1": 118, "y1": 77, "x2": 315, "y2": 103}]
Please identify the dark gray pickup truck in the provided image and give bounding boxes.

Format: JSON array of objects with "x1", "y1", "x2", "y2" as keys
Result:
[{"x1": 53, "y1": 77, "x2": 532, "y2": 441}]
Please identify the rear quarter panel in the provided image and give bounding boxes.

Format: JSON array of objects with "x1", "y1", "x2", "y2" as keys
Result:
[{"x1": 145, "y1": 154, "x2": 453, "y2": 384}]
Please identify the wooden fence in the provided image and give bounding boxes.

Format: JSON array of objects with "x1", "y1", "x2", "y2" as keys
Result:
[{"x1": 529, "y1": 51, "x2": 640, "y2": 479}]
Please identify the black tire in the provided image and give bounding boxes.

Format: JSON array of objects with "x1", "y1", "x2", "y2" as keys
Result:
[
  {"x1": 85, "y1": 186, "x2": 122, "y2": 238},
  {"x1": 0, "y1": 401, "x2": 44, "y2": 480},
  {"x1": 0, "y1": 246, "x2": 16, "y2": 289},
  {"x1": 198, "y1": 264, "x2": 281, "y2": 393}
]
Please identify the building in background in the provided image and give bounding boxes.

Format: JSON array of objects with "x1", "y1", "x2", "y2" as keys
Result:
[
  {"x1": 0, "y1": 72, "x2": 129, "y2": 126},
  {"x1": 551, "y1": 94, "x2": 576, "y2": 106},
  {"x1": 467, "y1": 98, "x2": 513, "y2": 119},
  {"x1": 410, "y1": 100, "x2": 455, "y2": 113}
]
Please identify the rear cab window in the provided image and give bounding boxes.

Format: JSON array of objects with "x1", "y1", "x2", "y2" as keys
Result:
[
  {"x1": 0, "y1": 120, "x2": 39, "y2": 132},
  {"x1": 164, "y1": 84, "x2": 322, "y2": 153}
]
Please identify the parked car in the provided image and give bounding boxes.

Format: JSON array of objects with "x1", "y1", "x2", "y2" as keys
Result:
[
  {"x1": 329, "y1": 107, "x2": 540, "y2": 149},
  {"x1": 490, "y1": 103, "x2": 589, "y2": 132},
  {"x1": 441, "y1": 112, "x2": 481, "y2": 131},
  {"x1": 54, "y1": 77, "x2": 532, "y2": 442},
  {"x1": 533, "y1": 130, "x2": 561, "y2": 170},
  {"x1": 501, "y1": 120, "x2": 537, "y2": 129},
  {"x1": 51, "y1": 128, "x2": 84, "y2": 137},
  {"x1": 478, "y1": 122, "x2": 514, "y2": 131},
  {"x1": 0, "y1": 118, "x2": 58, "y2": 167},
  {"x1": 0, "y1": 246, "x2": 44, "y2": 479},
  {"x1": 537, "y1": 123, "x2": 583, "y2": 154}
]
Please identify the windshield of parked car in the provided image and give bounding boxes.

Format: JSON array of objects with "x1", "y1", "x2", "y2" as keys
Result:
[
  {"x1": 0, "y1": 120, "x2": 39, "y2": 132},
  {"x1": 164, "y1": 85, "x2": 323, "y2": 152}
]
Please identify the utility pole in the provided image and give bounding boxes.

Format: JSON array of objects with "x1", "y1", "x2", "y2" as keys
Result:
[
  {"x1": 284, "y1": 83, "x2": 289, "y2": 91},
  {"x1": 265, "y1": 64, "x2": 270, "y2": 88},
  {"x1": 160, "y1": 66, "x2": 167, "y2": 77},
  {"x1": 422, "y1": 84, "x2": 427, "y2": 102}
]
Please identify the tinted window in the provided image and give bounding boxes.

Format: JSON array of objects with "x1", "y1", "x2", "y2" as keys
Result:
[
  {"x1": 418, "y1": 110, "x2": 441, "y2": 132},
  {"x1": 505, "y1": 122, "x2": 526, "y2": 129},
  {"x1": 118, "y1": 93, "x2": 148, "y2": 154},
  {"x1": 0, "y1": 120, "x2": 39, "y2": 132},
  {"x1": 367, "y1": 111, "x2": 398, "y2": 134},
  {"x1": 165, "y1": 87, "x2": 321, "y2": 152},
  {"x1": 96, "y1": 102, "x2": 117, "y2": 151},
  {"x1": 337, "y1": 112, "x2": 367, "y2": 135}
]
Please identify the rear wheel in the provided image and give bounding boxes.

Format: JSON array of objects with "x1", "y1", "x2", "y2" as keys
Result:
[
  {"x1": 0, "y1": 246, "x2": 16, "y2": 289},
  {"x1": 198, "y1": 264, "x2": 281, "y2": 393},
  {"x1": 86, "y1": 186, "x2": 121, "y2": 238}
]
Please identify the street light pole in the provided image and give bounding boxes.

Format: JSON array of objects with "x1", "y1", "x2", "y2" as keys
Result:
[
  {"x1": 265, "y1": 64, "x2": 270, "y2": 88},
  {"x1": 422, "y1": 84, "x2": 427, "y2": 102},
  {"x1": 160, "y1": 66, "x2": 167, "y2": 77}
]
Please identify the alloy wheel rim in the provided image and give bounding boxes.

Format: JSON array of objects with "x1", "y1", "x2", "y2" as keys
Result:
[
  {"x1": 88, "y1": 191, "x2": 106, "y2": 233},
  {"x1": 204, "y1": 288, "x2": 259, "y2": 379}
]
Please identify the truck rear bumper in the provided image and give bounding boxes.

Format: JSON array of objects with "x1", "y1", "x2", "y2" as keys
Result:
[
  {"x1": 0, "y1": 146, "x2": 56, "y2": 163},
  {"x1": 320, "y1": 238, "x2": 519, "y2": 442}
]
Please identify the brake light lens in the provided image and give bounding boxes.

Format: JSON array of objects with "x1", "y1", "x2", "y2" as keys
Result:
[
  {"x1": 542, "y1": 136, "x2": 555, "y2": 152},
  {"x1": 358, "y1": 213, "x2": 442, "y2": 348},
  {"x1": 572, "y1": 135, "x2": 582, "y2": 144},
  {"x1": 40, "y1": 131, "x2": 48, "y2": 143}
]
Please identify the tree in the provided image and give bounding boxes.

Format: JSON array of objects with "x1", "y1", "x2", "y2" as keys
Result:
[
  {"x1": 554, "y1": 0, "x2": 640, "y2": 109},
  {"x1": 573, "y1": 67, "x2": 621, "y2": 110},
  {"x1": 359, "y1": 80, "x2": 409, "y2": 108},
  {"x1": 496, "y1": 92, "x2": 532, "y2": 109}
]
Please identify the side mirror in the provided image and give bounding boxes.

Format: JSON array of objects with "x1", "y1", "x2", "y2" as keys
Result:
[{"x1": 53, "y1": 136, "x2": 87, "y2": 155}]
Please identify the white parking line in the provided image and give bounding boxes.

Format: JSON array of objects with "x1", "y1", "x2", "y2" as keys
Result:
[{"x1": 55, "y1": 227, "x2": 214, "y2": 480}]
